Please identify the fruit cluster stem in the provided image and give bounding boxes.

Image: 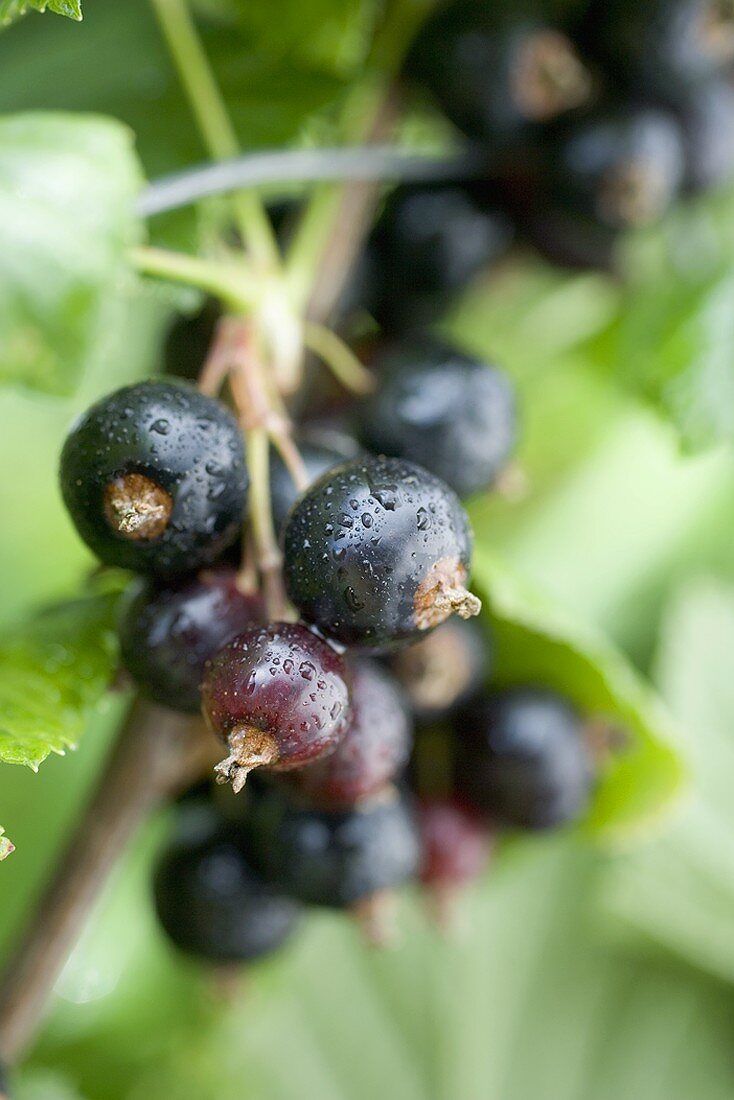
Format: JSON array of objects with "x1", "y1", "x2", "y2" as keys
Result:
[{"x1": 0, "y1": 700, "x2": 209, "y2": 1065}]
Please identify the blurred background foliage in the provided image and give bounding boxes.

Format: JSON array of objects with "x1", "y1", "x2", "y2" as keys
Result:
[{"x1": 2, "y1": 0, "x2": 734, "y2": 1097}]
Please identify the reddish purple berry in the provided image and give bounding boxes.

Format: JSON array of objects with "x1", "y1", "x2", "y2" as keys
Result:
[
  {"x1": 202, "y1": 622, "x2": 351, "y2": 792},
  {"x1": 279, "y1": 661, "x2": 413, "y2": 809},
  {"x1": 419, "y1": 797, "x2": 490, "y2": 891},
  {"x1": 119, "y1": 568, "x2": 265, "y2": 713}
]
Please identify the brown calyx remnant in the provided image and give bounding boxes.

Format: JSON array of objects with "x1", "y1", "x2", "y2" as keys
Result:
[
  {"x1": 598, "y1": 162, "x2": 668, "y2": 228},
  {"x1": 351, "y1": 890, "x2": 400, "y2": 948},
  {"x1": 700, "y1": 0, "x2": 734, "y2": 63},
  {"x1": 395, "y1": 632, "x2": 472, "y2": 713},
  {"x1": 103, "y1": 473, "x2": 173, "y2": 541},
  {"x1": 414, "y1": 558, "x2": 481, "y2": 631},
  {"x1": 513, "y1": 30, "x2": 592, "y2": 122},
  {"x1": 214, "y1": 725, "x2": 280, "y2": 793}
]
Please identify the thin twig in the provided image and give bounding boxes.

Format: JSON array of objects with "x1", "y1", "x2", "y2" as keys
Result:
[
  {"x1": 303, "y1": 321, "x2": 375, "y2": 395},
  {"x1": 0, "y1": 699, "x2": 211, "y2": 1064}
]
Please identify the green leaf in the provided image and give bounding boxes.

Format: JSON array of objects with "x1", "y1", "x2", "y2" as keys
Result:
[
  {"x1": 471, "y1": 549, "x2": 685, "y2": 844},
  {"x1": 14, "y1": 1069, "x2": 84, "y2": 1100},
  {"x1": 600, "y1": 580, "x2": 734, "y2": 984},
  {"x1": 59, "y1": 833, "x2": 734, "y2": 1100},
  {"x1": 0, "y1": 825, "x2": 13, "y2": 860},
  {"x1": 0, "y1": 0, "x2": 81, "y2": 27},
  {"x1": 0, "y1": 111, "x2": 143, "y2": 395},
  {"x1": 588, "y1": 189, "x2": 734, "y2": 450},
  {"x1": 0, "y1": 590, "x2": 121, "y2": 770}
]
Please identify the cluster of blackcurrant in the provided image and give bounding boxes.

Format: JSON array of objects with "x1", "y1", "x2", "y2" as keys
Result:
[
  {"x1": 57, "y1": 343, "x2": 595, "y2": 962},
  {"x1": 352, "y1": 0, "x2": 734, "y2": 307}
]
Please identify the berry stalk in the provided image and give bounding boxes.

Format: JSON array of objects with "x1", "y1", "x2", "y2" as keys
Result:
[{"x1": 0, "y1": 700, "x2": 210, "y2": 1064}]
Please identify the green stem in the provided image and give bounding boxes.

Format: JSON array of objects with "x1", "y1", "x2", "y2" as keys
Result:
[
  {"x1": 303, "y1": 321, "x2": 375, "y2": 395},
  {"x1": 285, "y1": 0, "x2": 433, "y2": 305},
  {"x1": 130, "y1": 245, "x2": 255, "y2": 310},
  {"x1": 246, "y1": 426, "x2": 287, "y2": 619},
  {"x1": 149, "y1": 0, "x2": 279, "y2": 270}
]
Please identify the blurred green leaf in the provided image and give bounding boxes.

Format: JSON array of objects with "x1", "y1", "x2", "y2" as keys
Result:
[
  {"x1": 0, "y1": 112, "x2": 143, "y2": 395},
  {"x1": 14, "y1": 1069, "x2": 84, "y2": 1100},
  {"x1": 0, "y1": 825, "x2": 14, "y2": 860},
  {"x1": 589, "y1": 189, "x2": 734, "y2": 450},
  {"x1": 0, "y1": 590, "x2": 120, "y2": 770},
  {"x1": 43, "y1": 833, "x2": 734, "y2": 1100},
  {"x1": 0, "y1": 0, "x2": 81, "y2": 27},
  {"x1": 472, "y1": 550, "x2": 685, "y2": 844},
  {"x1": 600, "y1": 580, "x2": 734, "y2": 983}
]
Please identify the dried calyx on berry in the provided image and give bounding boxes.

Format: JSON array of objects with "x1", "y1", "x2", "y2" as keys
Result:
[
  {"x1": 59, "y1": 380, "x2": 248, "y2": 577},
  {"x1": 407, "y1": 0, "x2": 592, "y2": 143},
  {"x1": 154, "y1": 804, "x2": 302, "y2": 963},
  {"x1": 454, "y1": 686, "x2": 596, "y2": 830},
  {"x1": 545, "y1": 106, "x2": 685, "y2": 232},
  {"x1": 390, "y1": 617, "x2": 489, "y2": 723},
  {"x1": 358, "y1": 340, "x2": 518, "y2": 499},
  {"x1": 118, "y1": 568, "x2": 266, "y2": 713},
  {"x1": 283, "y1": 455, "x2": 481, "y2": 649},
  {"x1": 202, "y1": 622, "x2": 352, "y2": 793},
  {"x1": 279, "y1": 660, "x2": 413, "y2": 809}
]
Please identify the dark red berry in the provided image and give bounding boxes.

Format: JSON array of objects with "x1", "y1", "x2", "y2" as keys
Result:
[
  {"x1": 279, "y1": 660, "x2": 413, "y2": 809},
  {"x1": 454, "y1": 687, "x2": 595, "y2": 829},
  {"x1": 154, "y1": 806, "x2": 302, "y2": 963},
  {"x1": 358, "y1": 340, "x2": 517, "y2": 498},
  {"x1": 419, "y1": 797, "x2": 490, "y2": 890},
  {"x1": 390, "y1": 617, "x2": 489, "y2": 723},
  {"x1": 118, "y1": 568, "x2": 265, "y2": 713},
  {"x1": 283, "y1": 455, "x2": 481, "y2": 649},
  {"x1": 202, "y1": 622, "x2": 352, "y2": 792},
  {"x1": 59, "y1": 380, "x2": 248, "y2": 577}
]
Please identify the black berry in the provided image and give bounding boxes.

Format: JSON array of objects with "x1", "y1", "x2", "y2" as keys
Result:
[
  {"x1": 407, "y1": 0, "x2": 591, "y2": 143},
  {"x1": 673, "y1": 78, "x2": 734, "y2": 193},
  {"x1": 283, "y1": 456, "x2": 480, "y2": 649},
  {"x1": 257, "y1": 787, "x2": 420, "y2": 909},
  {"x1": 390, "y1": 617, "x2": 488, "y2": 723},
  {"x1": 269, "y1": 439, "x2": 352, "y2": 534},
  {"x1": 154, "y1": 808, "x2": 302, "y2": 963},
  {"x1": 202, "y1": 622, "x2": 352, "y2": 792},
  {"x1": 118, "y1": 568, "x2": 265, "y2": 713},
  {"x1": 579, "y1": 0, "x2": 734, "y2": 99},
  {"x1": 279, "y1": 660, "x2": 413, "y2": 809},
  {"x1": 60, "y1": 380, "x2": 248, "y2": 577},
  {"x1": 454, "y1": 687, "x2": 595, "y2": 830},
  {"x1": 545, "y1": 106, "x2": 685, "y2": 231},
  {"x1": 367, "y1": 182, "x2": 513, "y2": 333},
  {"x1": 358, "y1": 341, "x2": 517, "y2": 498}
]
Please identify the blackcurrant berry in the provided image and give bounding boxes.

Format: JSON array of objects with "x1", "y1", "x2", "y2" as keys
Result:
[
  {"x1": 256, "y1": 787, "x2": 420, "y2": 909},
  {"x1": 673, "y1": 78, "x2": 734, "y2": 193},
  {"x1": 279, "y1": 660, "x2": 413, "y2": 809},
  {"x1": 358, "y1": 341, "x2": 517, "y2": 499},
  {"x1": 524, "y1": 203, "x2": 619, "y2": 272},
  {"x1": 546, "y1": 106, "x2": 685, "y2": 231},
  {"x1": 269, "y1": 439, "x2": 353, "y2": 534},
  {"x1": 578, "y1": 0, "x2": 734, "y2": 99},
  {"x1": 283, "y1": 456, "x2": 481, "y2": 649},
  {"x1": 367, "y1": 182, "x2": 513, "y2": 333},
  {"x1": 454, "y1": 687, "x2": 595, "y2": 830},
  {"x1": 118, "y1": 568, "x2": 265, "y2": 713},
  {"x1": 407, "y1": 0, "x2": 591, "y2": 143},
  {"x1": 419, "y1": 797, "x2": 490, "y2": 892},
  {"x1": 202, "y1": 622, "x2": 351, "y2": 792},
  {"x1": 60, "y1": 380, "x2": 248, "y2": 577},
  {"x1": 154, "y1": 809, "x2": 302, "y2": 963},
  {"x1": 390, "y1": 617, "x2": 488, "y2": 723}
]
